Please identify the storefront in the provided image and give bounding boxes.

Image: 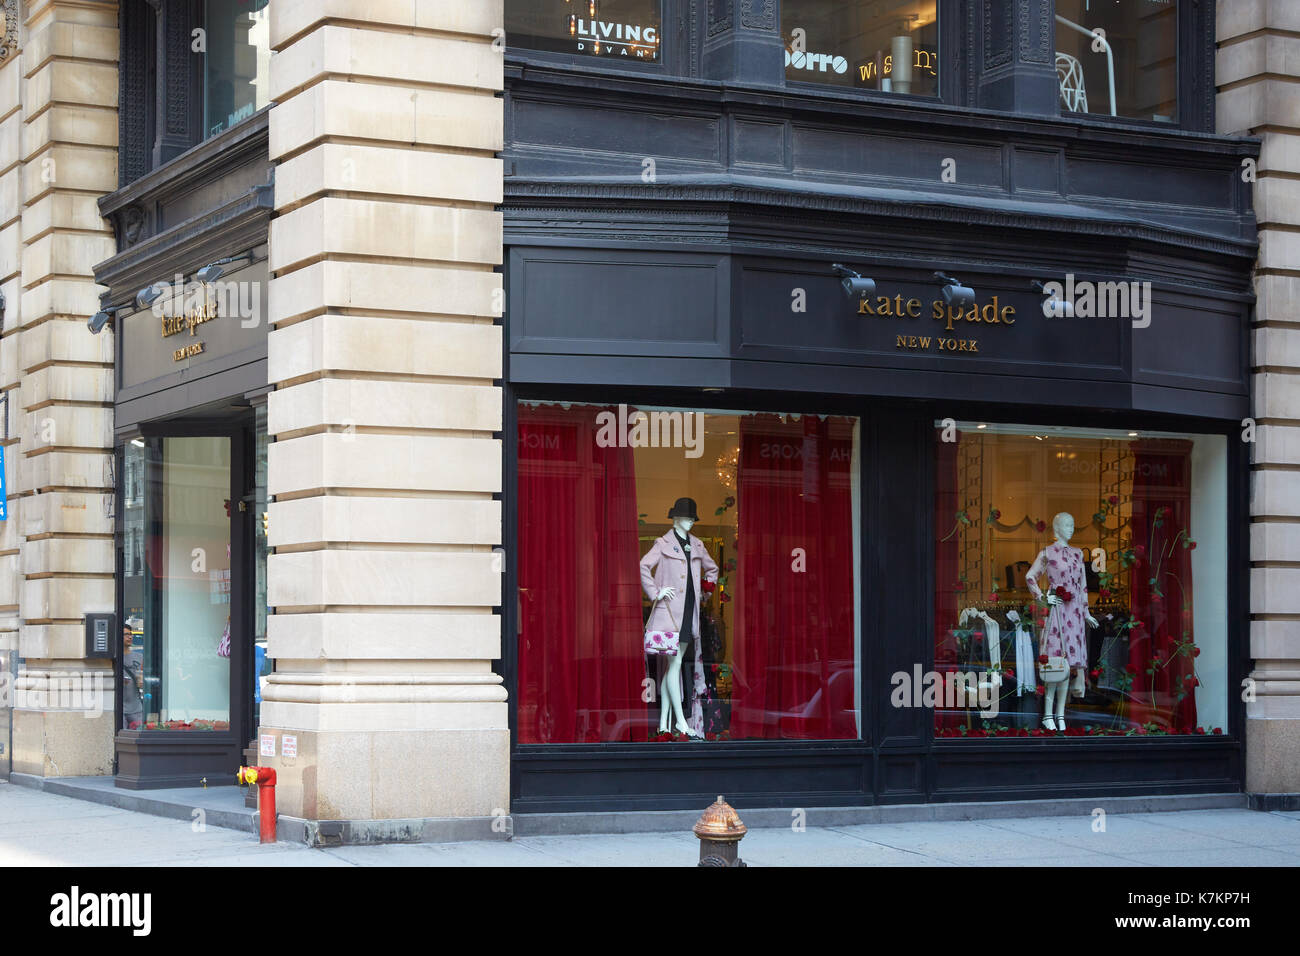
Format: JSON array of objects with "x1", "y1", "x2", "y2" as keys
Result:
[
  {"x1": 93, "y1": 0, "x2": 273, "y2": 788},
  {"x1": 502, "y1": 238, "x2": 1251, "y2": 811}
]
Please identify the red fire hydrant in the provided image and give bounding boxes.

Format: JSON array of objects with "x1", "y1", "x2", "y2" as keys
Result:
[{"x1": 237, "y1": 766, "x2": 277, "y2": 843}]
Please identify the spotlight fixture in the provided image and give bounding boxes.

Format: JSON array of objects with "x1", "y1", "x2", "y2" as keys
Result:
[
  {"x1": 134, "y1": 283, "x2": 169, "y2": 310},
  {"x1": 831, "y1": 263, "x2": 876, "y2": 299},
  {"x1": 1031, "y1": 279, "x2": 1073, "y2": 318},
  {"x1": 197, "y1": 253, "x2": 251, "y2": 283},
  {"x1": 87, "y1": 305, "x2": 120, "y2": 335},
  {"x1": 934, "y1": 272, "x2": 975, "y2": 312}
]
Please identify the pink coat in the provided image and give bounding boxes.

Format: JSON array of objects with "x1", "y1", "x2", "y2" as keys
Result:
[{"x1": 640, "y1": 530, "x2": 719, "y2": 638}]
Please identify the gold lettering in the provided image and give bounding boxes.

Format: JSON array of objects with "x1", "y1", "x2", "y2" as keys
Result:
[
  {"x1": 932, "y1": 300, "x2": 944, "y2": 321},
  {"x1": 981, "y1": 297, "x2": 1000, "y2": 323},
  {"x1": 906, "y1": 298, "x2": 922, "y2": 318},
  {"x1": 946, "y1": 306, "x2": 962, "y2": 332},
  {"x1": 919, "y1": 336, "x2": 931, "y2": 349},
  {"x1": 173, "y1": 342, "x2": 206, "y2": 362},
  {"x1": 1001, "y1": 305, "x2": 1016, "y2": 325},
  {"x1": 876, "y1": 295, "x2": 893, "y2": 316},
  {"x1": 858, "y1": 298, "x2": 873, "y2": 315},
  {"x1": 896, "y1": 334, "x2": 907, "y2": 348}
]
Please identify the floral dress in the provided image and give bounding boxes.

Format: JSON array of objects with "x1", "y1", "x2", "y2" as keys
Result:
[{"x1": 1025, "y1": 541, "x2": 1089, "y2": 668}]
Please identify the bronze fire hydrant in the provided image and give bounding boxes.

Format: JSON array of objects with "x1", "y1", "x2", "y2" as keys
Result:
[{"x1": 693, "y1": 795, "x2": 747, "y2": 867}]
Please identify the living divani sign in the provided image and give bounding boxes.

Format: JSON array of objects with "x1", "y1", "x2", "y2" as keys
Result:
[
  {"x1": 568, "y1": 17, "x2": 659, "y2": 58},
  {"x1": 856, "y1": 293, "x2": 1017, "y2": 355}
]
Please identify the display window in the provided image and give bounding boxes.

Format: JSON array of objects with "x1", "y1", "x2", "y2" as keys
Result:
[
  {"x1": 506, "y1": 0, "x2": 663, "y2": 62},
  {"x1": 933, "y1": 422, "x2": 1227, "y2": 738},
  {"x1": 121, "y1": 436, "x2": 233, "y2": 731},
  {"x1": 516, "y1": 402, "x2": 861, "y2": 743},
  {"x1": 782, "y1": 0, "x2": 939, "y2": 95},
  {"x1": 1055, "y1": 0, "x2": 1178, "y2": 122}
]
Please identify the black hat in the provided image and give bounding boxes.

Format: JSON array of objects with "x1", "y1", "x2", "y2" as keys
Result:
[{"x1": 667, "y1": 497, "x2": 699, "y2": 521}]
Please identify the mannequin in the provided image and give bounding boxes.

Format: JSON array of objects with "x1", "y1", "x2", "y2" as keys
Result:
[
  {"x1": 639, "y1": 497, "x2": 719, "y2": 737},
  {"x1": 1025, "y1": 512, "x2": 1098, "y2": 731}
]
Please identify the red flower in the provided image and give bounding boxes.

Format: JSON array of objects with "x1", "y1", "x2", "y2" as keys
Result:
[
  {"x1": 701, "y1": 580, "x2": 716, "y2": 593},
  {"x1": 1193, "y1": 647, "x2": 1201, "y2": 658},
  {"x1": 1196, "y1": 726, "x2": 1206, "y2": 735},
  {"x1": 720, "y1": 592, "x2": 732, "y2": 603},
  {"x1": 1108, "y1": 495, "x2": 1118, "y2": 505},
  {"x1": 954, "y1": 581, "x2": 965, "y2": 591},
  {"x1": 1053, "y1": 585, "x2": 1073, "y2": 603},
  {"x1": 991, "y1": 509, "x2": 1001, "y2": 519},
  {"x1": 1135, "y1": 545, "x2": 1146, "y2": 560},
  {"x1": 1188, "y1": 541, "x2": 1197, "y2": 550},
  {"x1": 1089, "y1": 669, "x2": 1100, "y2": 680},
  {"x1": 1038, "y1": 655, "x2": 1049, "y2": 665},
  {"x1": 1034, "y1": 685, "x2": 1045, "y2": 697},
  {"x1": 1034, "y1": 520, "x2": 1047, "y2": 533},
  {"x1": 1212, "y1": 727, "x2": 1223, "y2": 735},
  {"x1": 1099, "y1": 588, "x2": 1111, "y2": 601},
  {"x1": 1191, "y1": 677, "x2": 1200, "y2": 687},
  {"x1": 724, "y1": 496, "x2": 735, "y2": 508}
]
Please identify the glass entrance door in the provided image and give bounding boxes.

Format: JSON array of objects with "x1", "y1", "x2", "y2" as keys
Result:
[{"x1": 117, "y1": 421, "x2": 254, "y2": 788}]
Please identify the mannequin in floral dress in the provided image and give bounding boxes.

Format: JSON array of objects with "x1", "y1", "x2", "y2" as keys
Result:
[{"x1": 1025, "y1": 512, "x2": 1098, "y2": 730}]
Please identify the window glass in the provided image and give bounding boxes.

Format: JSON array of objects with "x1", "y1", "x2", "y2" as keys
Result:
[
  {"x1": 782, "y1": 0, "x2": 939, "y2": 95},
  {"x1": 517, "y1": 403, "x2": 860, "y2": 743},
  {"x1": 933, "y1": 423, "x2": 1227, "y2": 738},
  {"x1": 204, "y1": 0, "x2": 271, "y2": 138},
  {"x1": 506, "y1": 0, "x2": 663, "y2": 62},
  {"x1": 1055, "y1": 0, "x2": 1177, "y2": 122},
  {"x1": 122, "y1": 437, "x2": 232, "y2": 731},
  {"x1": 253, "y1": 405, "x2": 271, "y2": 729}
]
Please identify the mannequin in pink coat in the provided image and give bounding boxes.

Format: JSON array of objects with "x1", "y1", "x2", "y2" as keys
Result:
[
  {"x1": 640, "y1": 499, "x2": 719, "y2": 738},
  {"x1": 1026, "y1": 512, "x2": 1099, "y2": 730}
]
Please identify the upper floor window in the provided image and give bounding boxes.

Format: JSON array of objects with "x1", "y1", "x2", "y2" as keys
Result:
[
  {"x1": 203, "y1": 0, "x2": 272, "y2": 138},
  {"x1": 507, "y1": 0, "x2": 663, "y2": 62},
  {"x1": 782, "y1": 0, "x2": 939, "y2": 96},
  {"x1": 1055, "y1": 0, "x2": 1177, "y2": 123}
]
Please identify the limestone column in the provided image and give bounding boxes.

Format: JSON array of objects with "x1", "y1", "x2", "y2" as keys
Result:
[
  {"x1": 262, "y1": 0, "x2": 507, "y2": 824},
  {"x1": 10, "y1": 0, "x2": 118, "y2": 777},
  {"x1": 1218, "y1": 0, "x2": 1300, "y2": 797}
]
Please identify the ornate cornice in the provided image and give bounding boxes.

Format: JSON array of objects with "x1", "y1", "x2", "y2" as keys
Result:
[
  {"x1": 502, "y1": 179, "x2": 1257, "y2": 264},
  {"x1": 0, "y1": 0, "x2": 20, "y2": 63}
]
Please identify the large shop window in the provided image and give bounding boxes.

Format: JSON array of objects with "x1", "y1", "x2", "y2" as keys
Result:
[
  {"x1": 1055, "y1": 0, "x2": 1177, "y2": 122},
  {"x1": 204, "y1": 0, "x2": 271, "y2": 138},
  {"x1": 933, "y1": 423, "x2": 1228, "y2": 739},
  {"x1": 782, "y1": 0, "x2": 939, "y2": 95},
  {"x1": 121, "y1": 437, "x2": 232, "y2": 732},
  {"x1": 517, "y1": 403, "x2": 861, "y2": 743},
  {"x1": 506, "y1": 1, "x2": 663, "y2": 62}
]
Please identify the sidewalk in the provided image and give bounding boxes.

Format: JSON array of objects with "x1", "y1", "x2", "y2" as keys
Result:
[{"x1": 2, "y1": 781, "x2": 1298, "y2": 866}]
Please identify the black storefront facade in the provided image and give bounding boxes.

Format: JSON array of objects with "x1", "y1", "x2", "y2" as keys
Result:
[
  {"x1": 500, "y1": 1, "x2": 1257, "y2": 813},
  {"x1": 92, "y1": 0, "x2": 274, "y2": 788}
]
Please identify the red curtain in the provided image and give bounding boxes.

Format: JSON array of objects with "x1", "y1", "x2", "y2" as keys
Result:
[
  {"x1": 1127, "y1": 439, "x2": 1197, "y2": 731},
  {"x1": 731, "y1": 415, "x2": 856, "y2": 740},
  {"x1": 516, "y1": 405, "x2": 645, "y2": 743}
]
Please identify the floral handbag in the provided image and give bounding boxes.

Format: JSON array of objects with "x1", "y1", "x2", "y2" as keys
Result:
[{"x1": 644, "y1": 598, "x2": 680, "y2": 657}]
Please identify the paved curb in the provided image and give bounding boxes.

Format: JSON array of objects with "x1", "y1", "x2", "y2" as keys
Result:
[{"x1": 6, "y1": 774, "x2": 1250, "y2": 845}]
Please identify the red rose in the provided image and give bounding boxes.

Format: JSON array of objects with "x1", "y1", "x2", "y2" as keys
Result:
[
  {"x1": 701, "y1": 580, "x2": 715, "y2": 593},
  {"x1": 720, "y1": 592, "x2": 731, "y2": 603},
  {"x1": 1038, "y1": 655, "x2": 1049, "y2": 664},
  {"x1": 1108, "y1": 495, "x2": 1118, "y2": 505},
  {"x1": 1053, "y1": 585, "x2": 1073, "y2": 602},
  {"x1": 1196, "y1": 726, "x2": 1205, "y2": 735},
  {"x1": 1212, "y1": 727, "x2": 1223, "y2": 735},
  {"x1": 991, "y1": 509, "x2": 1001, "y2": 519},
  {"x1": 1090, "y1": 669, "x2": 1100, "y2": 680},
  {"x1": 1192, "y1": 677, "x2": 1200, "y2": 687},
  {"x1": 1189, "y1": 541, "x2": 1197, "y2": 550},
  {"x1": 1135, "y1": 545, "x2": 1146, "y2": 560},
  {"x1": 1193, "y1": 647, "x2": 1200, "y2": 657},
  {"x1": 954, "y1": 581, "x2": 965, "y2": 591},
  {"x1": 1099, "y1": 588, "x2": 1111, "y2": 601},
  {"x1": 1034, "y1": 520, "x2": 1047, "y2": 533},
  {"x1": 1034, "y1": 685, "x2": 1045, "y2": 697}
]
